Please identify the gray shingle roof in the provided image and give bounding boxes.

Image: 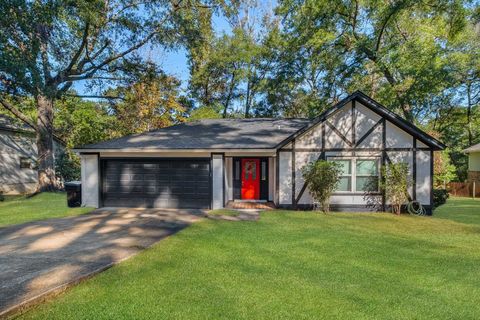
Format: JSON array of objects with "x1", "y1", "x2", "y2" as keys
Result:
[{"x1": 76, "y1": 118, "x2": 310, "y2": 150}]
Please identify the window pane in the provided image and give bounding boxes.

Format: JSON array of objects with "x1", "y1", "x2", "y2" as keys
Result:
[
  {"x1": 356, "y1": 176, "x2": 379, "y2": 192},
  {"x1": 337, "y1": 177, "x2": 351, "y2": 191},
  {"x1": 356, "y1": 160, "x2": 377, "y2": 175},
  {"x1": 332, "y1": 160, "x2": 351, "y2": 175}
]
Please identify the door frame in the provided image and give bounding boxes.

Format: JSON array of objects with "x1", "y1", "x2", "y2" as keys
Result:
[{"x1": 232, "y1": 157, "x2": 269, "y2": 201}]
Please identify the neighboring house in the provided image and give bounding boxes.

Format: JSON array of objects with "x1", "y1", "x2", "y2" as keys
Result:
[
  {"x1": 0, "y1": 114, "x2": 63, "y2": 194},
  {"x1": 464, "y1": 143, "x2": 480, "y2": 182},
  {"x1": 74, "y1": 91, "x2": 445, "y2": 214}
]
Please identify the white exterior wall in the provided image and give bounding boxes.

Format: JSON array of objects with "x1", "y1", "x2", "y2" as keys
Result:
[
  {"x1": 212, "y1": 154, "x2": 224, "y2": 209},
  {"x1": 279, "y1": 151, "x2": 292, "y2": 204},
  {"x1": 0, "y1": 131, "x2": 37, "y2": 194},
  {"x1": 81, "y1": 154, "x2": 99, "y2": 208},
  {"x1": 278, "y1": 99, "x2": 434, "y2": 209},
  {"x1": 225, "y1": 157, "x2": 233, "y2": 202},
  {"x1": 416, "y1": 150, "x2": 431, "y2": 205},
  {"x1": 269, "y1": 157, "x2": 275, "y2": 201}
]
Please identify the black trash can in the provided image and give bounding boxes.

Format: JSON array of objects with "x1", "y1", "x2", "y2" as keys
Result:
[{"x1": 65, "y1": 181, "x2": 82, "y2": 207}]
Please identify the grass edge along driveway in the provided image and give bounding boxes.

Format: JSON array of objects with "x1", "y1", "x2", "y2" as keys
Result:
[
  {"x1": 0, "y1": 192, "x2": 92, "y2": 227},
  {"x1": 16, "y1": 197, "x2": 480, "y2": 319}
]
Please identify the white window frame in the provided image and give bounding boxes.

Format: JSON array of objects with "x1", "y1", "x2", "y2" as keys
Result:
[{"x1": 327, "y1": 156, "x2": 381, "y2": 194}]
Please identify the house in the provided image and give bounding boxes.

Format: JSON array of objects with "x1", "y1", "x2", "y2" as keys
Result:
[
  {"x1": 0, "y1": 114, "x2": 63, "y2": 194},
  {"x1": 464, "y1": 143, "x2": 480, "y2": 182},
  {"x1": 74, "y1": 91, "x2": 445, "y2": 214}
]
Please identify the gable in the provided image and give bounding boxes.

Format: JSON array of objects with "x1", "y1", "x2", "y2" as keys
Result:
[{"x1": 279, "y1": 92, "x2": 445, "y2": 151}]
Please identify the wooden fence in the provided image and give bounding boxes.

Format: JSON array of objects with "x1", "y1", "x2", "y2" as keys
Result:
[{"x1": 447, "y1": 181, "x2": 480, "y2": 198}]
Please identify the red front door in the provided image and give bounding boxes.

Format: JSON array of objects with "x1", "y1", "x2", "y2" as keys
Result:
[{"x1": 241, "y1": 158, "x2": 260, "y2": 200}]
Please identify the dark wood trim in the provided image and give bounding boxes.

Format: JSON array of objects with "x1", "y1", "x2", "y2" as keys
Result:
[
  {"x1": 352, "y1": 100, "x2": 356, "y2": 145},
  {"x1": 292, "y1": 139, "x2": 296, "y2": 208},
  {"x1": 275, "y1": 92, "x2": 445, "y2": 152},
  {"x1": 354, "y1": 119, "x2": 383, "y2": 148},
  {"x1": 321, "y1": 122, "x2": 325, "y2": 157},
  {"x1": 281, "y1": 147, "x2": 430, "y2": 152},
  {"x1": 430, "y1": 150, "x2": 434, "y2": 215},
  {"x1": 412, "y1": 139, "x2": 417, "y2": 200},
  {"x1": 325, "y1": 120, "x2": 353, "y2": 147},
  {"x1": 275, "y1": 150, "x2": 280, "y2": 205},
  {"x1": 381, "y1": 119, "x2": 386, "y2": 211}
]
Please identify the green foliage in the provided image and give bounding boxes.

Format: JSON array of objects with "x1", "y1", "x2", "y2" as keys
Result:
[
  {"x1": 302, "y1": 160, "x2": 341, "y2": 213},
  {"x1": 54, "y1": 96, "x2": 115, "y2": 148},
  {"x1": 433, "y1": 189, "x2": 449, "y2": 208},
  {"x1": 380, "y1": 163, "x2": 412, "y2": 215},
  {"x1": 187, "y1": 105, "x2": 223, "y2": 121},
  {"x1": 434, "y1": 150, "x2": 458, "y2": 187},
  {"x1": 108, "y1": 71, "x2": 187, "y2": 135},
  {"x1": 55, "y1": 151, "x2": 81, "y2": 183}
]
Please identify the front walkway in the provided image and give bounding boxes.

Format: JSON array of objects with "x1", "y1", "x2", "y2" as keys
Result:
[{"x1": 0, "y1": 207, "x2": 204, "y2": 317}]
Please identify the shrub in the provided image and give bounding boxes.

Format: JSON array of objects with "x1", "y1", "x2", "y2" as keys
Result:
[
  {"x1": 433, "y1": 189, "x2": 449, "y2": 208},
  {"x1": 302, "y1": 160, "x2": 341, "y2": 213},
  {"x1": 380, "y1": 162, "x2": 411, "y2": 215},
  {"x1": 55, "y1": 150, "x2": 81, "y2": 183}
]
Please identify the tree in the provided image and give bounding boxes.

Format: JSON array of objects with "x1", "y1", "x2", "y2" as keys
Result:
[
  {"x1": 302, "y1": 160, "x2": 341, "y2": 213},
  {"x1": 0, "y1": 0, "x2": 229, "y2": 191},
  {"x1": 434, "y1": 149, "x2": 457, "y2": 189},
  {"x1": 273, "y1": 0, "x2": 468, "y2": 120},
  {"x1": 187, "y1": 105, "x2": 222, "y2": 121},
  {"x1": 108, "y1": 71, "x2": 187, "y2": 135},
  {"x1": 380, "y1": 162, "x2": 411, "y2": 215}
]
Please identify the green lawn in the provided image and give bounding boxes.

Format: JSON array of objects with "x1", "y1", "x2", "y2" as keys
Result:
[
  {"x1": 0, "y1": 192, "x2": 92, "y2": 227},
  {"x1": 19, "y1": 197, "x2": 480, "y2": 319}
]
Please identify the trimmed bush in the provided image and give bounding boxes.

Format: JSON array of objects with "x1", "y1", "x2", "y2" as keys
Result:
[{"x1": 433, "y1": 189, "x2": 449, "y2": 208}]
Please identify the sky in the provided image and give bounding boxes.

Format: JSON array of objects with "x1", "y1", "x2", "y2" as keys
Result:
[{"x1": 73, "y1": 10, "x2": 235, "y2": 95}]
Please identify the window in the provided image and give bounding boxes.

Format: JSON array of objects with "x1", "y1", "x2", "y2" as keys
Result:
[
  {"x1": 261, "y1": 161, "x2": 267, "y2": 181},
  {"x1": 235, "y1": 161, "x2": 240, "y2": 180},
  {"x1": 330, "y1": 159, "x2": 352, "y2": 191},
  {"x1": 328, "y1": 157, "x2": 380, "y2": 193},
  {"x1": 20, "y1": 157, "x2": 32, "y2": 169},
  {"x1": 356, "y1": 160, "x2": 379, "y2": 192}
]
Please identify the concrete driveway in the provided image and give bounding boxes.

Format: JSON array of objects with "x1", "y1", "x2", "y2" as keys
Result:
[{"x1": 0, "y1": 208, "x2": 204, "y2": 317}]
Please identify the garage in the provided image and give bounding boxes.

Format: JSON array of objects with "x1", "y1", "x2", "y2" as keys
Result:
[{"x1": 101, "y1": 158, "x2": 211, "y2": 208}]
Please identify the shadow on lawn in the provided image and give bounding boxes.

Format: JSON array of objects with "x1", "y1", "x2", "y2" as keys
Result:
[{"x1": 0, "y1": 208, "x2": 203, "y2": 316}]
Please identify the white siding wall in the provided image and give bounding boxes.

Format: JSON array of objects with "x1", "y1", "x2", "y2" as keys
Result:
[
  {"x1": 269, "y1": 157, "x2": 275, "y2": 201},
  {"x1": 279, "y1": 151, "x2": 292, "y2": 204},
  {"x1": 416, "y1": 150, "x2": 431, "y2": 205},
  {"x1": 225, "y1": 157, "x2": 233, "y2": 202},
  {"x1": 81, "y1": 154, "x2": 99, "y2": 208},
  {"x1": 212, "y1": 154, "x2": 224, "y2": 209},
  {"x1": 277, "y1": 99, "x2": 434, "y2": 209},
  {"x1": 386, "y1": 121, "x2": 413, "y2": 148},
  {"x1": 0, "y1": 131, "x2": 37, "y2": 194}
]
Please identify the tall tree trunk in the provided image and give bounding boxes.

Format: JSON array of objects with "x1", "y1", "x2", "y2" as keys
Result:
[
  {"x1": 35, "y1": 93, "x2": 59, "y2": 191},
  {"x1": 466, "y1": 82, "x2": 473, "y2": 146},
  {"x1": 245, "y1": 78, "x2": 251, "y2": 118}
]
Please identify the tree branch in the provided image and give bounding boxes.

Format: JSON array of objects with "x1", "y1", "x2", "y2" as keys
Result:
[
  {"x1": 65, "y1": 22, "x2": 90, "y2": 74},
  {"x1": 0, "y1": 96, "x2": 37, "y2": 130},
  {"x1": 64, "y1": 94, "x2": 125, "y2": 100}
]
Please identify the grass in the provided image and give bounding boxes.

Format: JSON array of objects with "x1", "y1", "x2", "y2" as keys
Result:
[
  {"x1": 207, "y1": 209, "x2": 241, "y2": 217},
  {"x1": 0, "y1": 192, "x2": 93, "y2": 227},
  {"x1": 18, "y1": 197, "x2": 480, "y2": 319}
]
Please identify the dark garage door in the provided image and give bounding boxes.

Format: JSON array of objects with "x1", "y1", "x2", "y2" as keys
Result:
[{"x1": 101, "y1": 159, "x2": 211, "y2": 208}]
